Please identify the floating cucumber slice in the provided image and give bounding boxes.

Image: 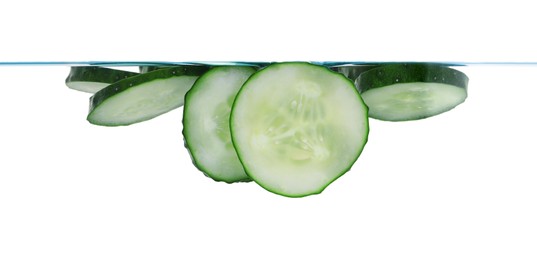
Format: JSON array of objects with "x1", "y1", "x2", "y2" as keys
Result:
[
  {"x1": 230, "y1": 62, "x2": 369, "y2": 197},
  {"x1": 65, "y1": 66, "x2": 138, "y2": 93},
  {"x1": 357, "y1": 63, "x2": 469, "y2": 121},
  {"x1": 88, "y1": 66, "x2": 208, "y2": 126},
  {"x1": 183, "y1": 66, "x2": 256, "y2": 183}
]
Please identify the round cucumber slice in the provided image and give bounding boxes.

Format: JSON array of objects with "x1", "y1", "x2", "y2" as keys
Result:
[
  {"x1": 88, "y1": 66, "x2": 208, "y2": 126},
  {"x1": 183, "y1": 66, "x2": 256, "y2": 183},
  {"x1": 65, "y1": 66, "x2": 138, "y2": 93},
  {"x1": 230, "y1": 62, "x2": 369, "y2": 197},
  {"x1": 357, "y1": 63, "x2": 469, "y2": 121}
]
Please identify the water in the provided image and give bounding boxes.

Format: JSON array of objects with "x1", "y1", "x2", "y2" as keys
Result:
[{"x1": 0, "y1": 62, "x2": 536, "y2": 258}]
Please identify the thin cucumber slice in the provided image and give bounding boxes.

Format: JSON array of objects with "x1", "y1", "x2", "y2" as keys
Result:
[
  {"x1": 183, "y1": 66, "x2": 256, "y2": 183},
  {"x1": 230, "y1": 62, "x2": 369, "y2": 197},
  {"x1": 357, "y1": 63, "x2": 469, "y2": 121},
  {"x1": 88, "y1": 66, "x2": 208, "y2": 126},
  {"x1": 65, "y1": 66, "x2": 138, "y2": 93}
]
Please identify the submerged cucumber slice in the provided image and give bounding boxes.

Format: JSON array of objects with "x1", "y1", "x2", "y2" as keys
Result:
[
  {"x1": 183, "y1": 66, "x2": 256, "y2": 183},
  {"x1": 357, "y1": 63, "x2": 468, "y2": 121},
  {"x1": 230, "y1": 62, "x2": 369, "y2": 197},
  {"x1": 65, "y1": 66, "x2": 138, "y2": 93},
  {"x1": 88, "y1": 66, "x2": 208, "y2": 126}
]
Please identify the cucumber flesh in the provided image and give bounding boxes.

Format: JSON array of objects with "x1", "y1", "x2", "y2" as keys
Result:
[
  {"x1": 65, "y1": 66, "x2": 138, "y2": 93},
  {"x1": 357, "y1": 63, "x2": 468, "y2": 121},
  {"x1": 183, "y1": 67, "x2": 256, "y2": 183},
  {"x1": 88, "y1": 66, "x2": 208, "y2": 126},
  {"x1": 230, "y1": 62, "x2": 369, "y2": 197}
]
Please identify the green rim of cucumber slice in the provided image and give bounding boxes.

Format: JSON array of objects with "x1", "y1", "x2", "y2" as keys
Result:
[{"x1": 65, "y1": 66, "x2": 138, "y2": 93}]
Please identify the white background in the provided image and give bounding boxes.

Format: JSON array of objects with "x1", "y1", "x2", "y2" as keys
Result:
[{"x1": 1, "y1": 1, "x2": 537, "y2": 259}]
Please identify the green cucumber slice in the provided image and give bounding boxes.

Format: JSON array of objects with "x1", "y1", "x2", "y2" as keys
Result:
[
  {"x1": 230, "y1": 62, "x2": 369, "y2": 197},
  {"x1": 357, "y1": 63, "x2": 469, "y2": 121},
  {"x1": 65, "y1": 66, "x2": 138, "y2": 93},
  {"x1": 183, "y1": 66, "x2": 256, "y2": 183},
  {"x1": 88, "y1": 66, "x2": 208, "y2": 126}
]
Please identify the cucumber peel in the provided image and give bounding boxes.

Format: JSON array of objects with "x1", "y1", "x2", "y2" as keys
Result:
[
  {"x1": 331, "y1": 64, "x2": 378, "y2": 82},
  {"x1": 139, "y1": 66, "x2": 172, "y2": 73},
  {"x1": 65, "y1": 66, "x2": 138, "y2": 93}
]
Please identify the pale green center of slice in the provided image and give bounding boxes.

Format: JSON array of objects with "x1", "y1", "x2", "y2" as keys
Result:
[{"x1": 362, "y1": 82, "x2": 467, "y2": 121}]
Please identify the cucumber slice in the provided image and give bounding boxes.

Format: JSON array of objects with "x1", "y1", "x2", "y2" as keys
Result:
[
  {"x1": 357, "y1": 63, "x2": 469, "y2": 121},
  {"x1": 230, "y1": 62, "x2": 369, "y2": 197},
  {"x1": 65, "y1": 66, "x2": 138, "y2": 93},
  {"x1": 88, "y1": 66, "x2": 208, "y2": 126},
  {"x1": 183, "y1": 66, "x2": 256, "y2": 183}
]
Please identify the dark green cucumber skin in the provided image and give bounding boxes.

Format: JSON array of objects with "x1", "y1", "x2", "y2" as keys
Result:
[
  {"x1": 88, "y1": 66, "x2": 209, "y2": 126},
  {"x1": 230, "y1": 62, "x2": 369, "y2": 198},
  {"x1": 357, "y1": 63, "x2": 469, "y2": 93},
  {"x1": 331, "y1": 65, "x2": 378, "y2": 83},
  {"x1": 66, "y1": 66, "x2": 138, "y2": 84},
  {"x1": 139, "y1": 64, "x2": 213, "y2": 73},
  {"x1": 183, "y1": 66, "x2": 256, "y2": 184},
  {"x1": 138, "y1": 66, "x2": 172, "y2": 73}
]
